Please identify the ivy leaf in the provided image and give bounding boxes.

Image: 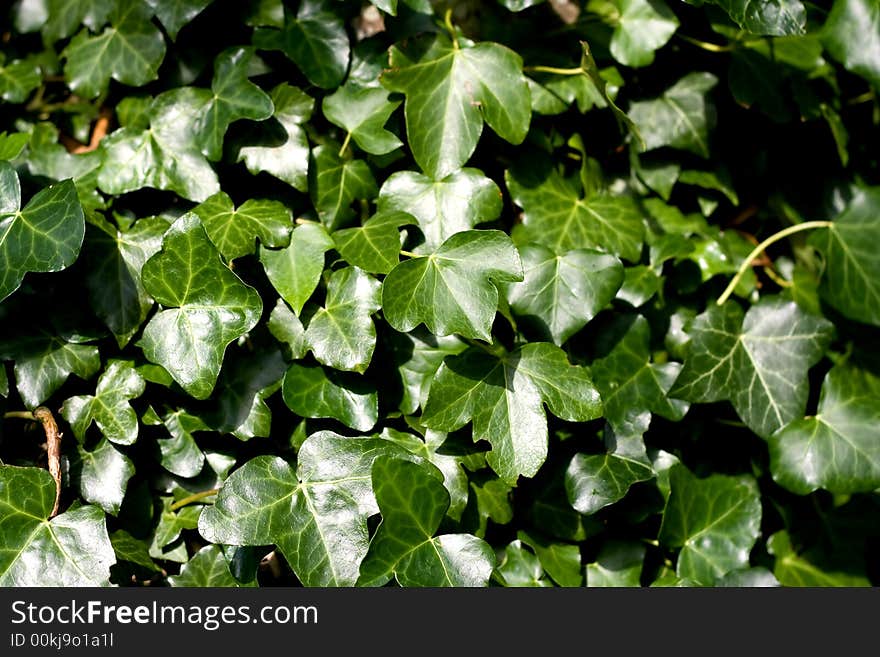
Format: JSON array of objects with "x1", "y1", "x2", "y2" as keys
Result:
[
  {"x1": 0, "y1": 465, "x2": 115, "y2": 585},
  {"x1": 506, "y1": 162, "x2": 645, "y2": 262},
  {"x1": 822, "y1": 0, "x2": 880, "y2": 90},
  {"x1": 810, "y1": 186, "x2": 880, "y2": 326},
  {"x1": 253, "y1": 0, "x2": 349, "y2": 89},
  {"x1": 70, "y1": 437, "x2": 135, "y2": 515},
  {"x1": 381, "y1": 33, "x2": 531, "y2": 179},
  {"x1": 627, "y1": 72, "x2": 718, "y2": 158},
  {"x1": 260, "y1": 223, "x2": 333, "y2": 315},
  {"x1": 659, "y1": 464, "x2": 762, "y2": 586},
  {"x1": 505, "y1": 244, "x2": 624, "y2": 345},
  {"x1": 422, "y1": 343, "x2": 602, "y2": 483},
  {"x1": 333, "y1": 212, "x2": 412, "y2": 274},
  {"x1": 670, "y1": 298, "x2": 833, "y2": 438},
  {"x1": 495, "y1": 541, "x2": 553, "y2": 586},
  {"x1": 585, "y1": 540, "x2": 646, "y2": 586},
  {"x1": 199, "y1": 432, "x2": 417, "y2": 586},
  {"x1": 169, "y1": 545, "x2": 256, "y2": 587},
  {"x1": 236, "y1": 83, "x2": 313, "y2": 191},
  {"x1": 565, "y1": 431, "x2": 655, "y2": 515},
  {"x1": 0, "y1": 131, "x2": 28, "y2": 160},
  {"x1": 41, "y1": 0, "x2": 115, "y2": 43},
  {"x1": 282, "y1": 363, "x2": 378, "y2": 432},
  {"x1": 591, "y1": 315, "x2": 688, "y2": 438},
  {"x1": 599, "y1": 0, "x2": 679, "y2": 68},
  {"x1": 716, "y1": 567, "x2": 780, "y2": 587},
  {"x1": 0, "y1": 163, "x2": 85, "y2": 302},
  {"x1": 139, "y1": 213, "x2": 263, "y2": 399},
  {"x1": 267, "y1": 299, "x2": 307, "y2": 360},
  {"x1": 0, "y1": 56, "x2": 40, "y2": 103},
  {"x1": 110, "y1": 530, "x2": 159, "y2": 573},
  {"x1": 767, "y1": 530, "x2": 872, "y2": 586},
  {"x1": 61, "y1": 360, "x2": 145, "y2": 445},
  {"x1": 358, "y1": 457, "x2": 495, "y2": 587},
  {"x1": 388, "y1": 328, "x2": 467, "y2": 415},
  {"x1": 146, "y1": 0, "x2": 213, "y2": 40},
  {"x1": 377, "y1": 169, "x2": 502, "y2": 252},
  {"x1": 151, "y1": 497, "x2": 201, "y2": 562},
  {"x1": 381, "y1": 230, "x2": 524, "y2": 341},
  {"x1": 517, "y1": 531, "x2": 583, "y2": 587},
  {"x1": 193, "y1": 47, "x2": 274, "y2": 161},
  {"x1": 689, "y1": 0, "x2": 806, "y2": 35},
  {"x1": 323, "y1": 84, "x2": 403, "y2": 155},
  {"x1": 192, "y1": 191, "x2": 291, "y2": 261},
  {"x1": 83, "y1": 214, "x2": 167, "y2": 347},
  {"x1": 304, "y1": 267, "x2": 382, "y2": 373},
  {"x1": 62, "y1": 2, "x2": 166, "y2": 99},
  {"x1": 0, "y1": 328, "x2": 100, "y2": 409},
  {"x1": 144, "y1": 407, "x2": 208, "y2": 478},
  {"x1": 98, "y1": 87, "x2": 220, "y2": 202},
  {"x1": 769, "y1": 365, "x2": 880, "y2": 495},
  {"x1": 309, "y1": 145, "x2": 378, "y2": 231}
]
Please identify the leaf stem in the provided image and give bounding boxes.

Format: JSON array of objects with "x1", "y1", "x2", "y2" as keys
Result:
[
  {"x1": 677, "y1": 34, "x2": 735, "y2": 53},
  {"x1": 716, "y1": 220, "x2": 833, "y2": 305},
  {"x1": 846, "y1": 90, "x2": 876, "y2": 106},
  {"x1": 762, "y1": 265, "x2": 792, "y2": 289},
  {"x1": 4, "y1": 410, "x2": 35, "y2": 420},
  {"x1": 5, "y1": 408, "x2": 63, "y2": 517},
  {"x1": 523, "y1": 65, "x2": 584, "y2": 75},
  {"x1": 170, "y1": 488, "x2": 220, "y2": 511},
  {"x1": 295, "y1": 217, "x2": 320, "y2": 226},
  {"x1": 338, "y1": 131, "x2": 352, "y2": 158},
  {"x1": 443, "y1": 8, "x2": 459, "y2": 50},
  {"x1": 462, "y1": 336, "x2": 506, "y2": 358},
  {"x1": 398, "y1": 249, "x2": 421, "y2": 258}
]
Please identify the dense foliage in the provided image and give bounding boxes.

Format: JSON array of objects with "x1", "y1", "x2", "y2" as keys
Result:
[{"x1": 1, "y1": 0, "x2": 878, "y2": 587}]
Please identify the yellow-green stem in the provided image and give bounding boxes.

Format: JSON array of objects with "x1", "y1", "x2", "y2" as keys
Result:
[
  {"x1": 444, "y1": 8, "x2": 459, "y2": 50},
  {"x1": 170, "y1": 488, "x2": 220, "y2": 511},
  {"x1": 677, "y1": 34, "x2": 735, "y2": 53},
  {"x1": 398, "y1": 249, "x2": 420, "y2": 258},
  {"x1": 716, "y1": 220, "x2": 833, "y2": 305},
  {"x1": 338, "y1": 131, "x2": 352, "y2": 158},
  {"x1": 4, "y1": 411, "x2": 35, "y2": 420},
  {"x1": 524, "y1": 65, "x2": 584, "y2": 75}
]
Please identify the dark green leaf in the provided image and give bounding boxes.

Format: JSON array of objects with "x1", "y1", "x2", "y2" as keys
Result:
[
  {"x1": 42, "y1": 0, "x2": 115, "y2": 43},
  {"x1": 495, "y1": 541, "x2": 552, "y2": 587},
  {"x1": 0, "y1": 57, "x2": 40, "y2": 103},
  {"x1": 260, "y1": 222, "x2": 333, "y2": 315},
  {"x1": 169, "y1": 545, "x2": 256, "y2": 587},
  {"x1": 323, "y1": 84, "x2": 403, "y2": 155},
  {"x1": 62, "y1": 360, "x2": 145, "y2": 445},
  {"x1": 822, "y1": 0, "x2": 880, "y2": 89},
  {"x1": 192, "y1": 191, "x2": 291, "y2": 261},
  {"x1": 146, "y1": 0, "x2": 213, "y2": 40},
  {"x1": 690, "y1": 0, "x2": 806, "y2": 35},
  {"x1": 309, "y1": 145, "x2": 377, "y2": 231},
  {"x1": 598, "y1": 0, "x2": 679, "y2": 68},
  {"x1": 333, "y1": 212, "x2": 411, "y2": 274},
  {"x1": 71, "y1": 437, "x2": 135, "y2": 515},
  {"x1": 517, "y1": 531, "x2": 583, "y2": 586},
  {"x1": 585, "y1": 540, "x2": 646, "y2": 586},
  {"x1": 388, "y1": 328, "x2": 467, "y2": 415},
  {"x1": 767, "y1": 530, "x2": 871, "y2": 586},
  {"x1": 144, "y1": 407, "x2": 208, "y2": 478},
  {"x1": 282, "y1": 363, "x2": 378, "y2": 432}
]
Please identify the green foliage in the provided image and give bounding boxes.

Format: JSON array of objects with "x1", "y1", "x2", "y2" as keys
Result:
[{"x1": 1, "y1": 0, "x2": 878, "y2": 589}]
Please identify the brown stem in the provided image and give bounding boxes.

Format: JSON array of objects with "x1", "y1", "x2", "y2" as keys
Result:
[{"x1": 32, "y1": 407, "x2": 62, "y2": 518}]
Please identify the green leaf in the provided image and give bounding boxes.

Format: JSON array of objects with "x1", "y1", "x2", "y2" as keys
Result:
[
  {"x1": 150, "y1": 497, "x2": 201, "y2": 561},
  {"x1": 506, "y1": 163, "x2": 645, "y2": 262},
  {"x1": 591, "y1": 315, "x2": 688, "y2": 439},
  {"x1": 495, "y1": 541, "x2": 552, "y2": 587},
  {"x1": 253, "y1": 0, "x2": 349, "y2": 89},
  {"x1": 192, "y1": 191, "x2": 291, "y2": 261},
  {"x1": 617, "y1": 265, "x2": 662, "y2": 307},
  {"x1": 0, "y1": 465, "x2": 115, "y2": 585},
  {"x1": 333, "y1": 211, "x2": 412, "y2": 274},
  {"x1": 382, "y1": 230, "x2": 524, "y2": 341},
  {"x1": 769, "y1": 364, "x2": 880, "y2": 495},
  {"x1": 599, "y1": 0, "x2": 679, "y2": 68},
  {"x1": 822, "y1": 0, "x2": 880, "y2": 90},
  {"x1": 0, "y1": 329, "x2": 100, "y2": 409},
  {"x1": 169, "y1": 544, "x2": 257, "y2": 587},
  {"x1": 309, "y1": 145, "x2": 377, "y2": 231},
  {"x1": 565, "y1": 431, "x2": 655, "y2": 515},
  {"x1": 670, "y1": 298, "x2": 833, "y2": 438},
  {"x1": 811, "y1": 186, "x2": 880, "y2": 326},
  {"x1": 42, "y1": 0, "x2": 115, "y2": 42},
  {"x1": 61, "y1": 360, "x2": 145, "y2": 445},
  {"x1": 585, "y1": 540, "x2": 646, "y2": 586},
  {"x1": 145, "y1": 407, "x2": 208, "y2": 478},
  {"x1": 194, "y1": 47, "x2": 274, "y2": 161},
  {"x1": 0, "y1": 164, "x2": 85, "y2": 302},
  {"x1": 267, "y1": 299, "x2": 307, "y2": 360},
  {"x1": 0, "y1": 132, "x2": 29, "y2": 160},
  {"x1": 517, "y1": 531, "x2": 583, "y2": 586},
  {"x1": 323, "y1": 84, "x2": 403, "y2": 155},
  {"x1": 381, "y1": 33, "x2": 531, "y2": 179},
  {"x1": 767, "y1": 530, "x2": 872, "y2": 586},
  {"x1": 627, "y1": 72, "x2": 718, "y2": 158},
  {"x1": 505, "y1": 244, "x2": 624, "y2": 345},
  {"x1": 282, "y1": 363, "x2": 378, "y2": 432},
  {"x1": 377, "y1": 169, "x2": 503, "y2": 253},
  {"x1": 659, "y1": 464, "x2": 762, "y2": 586},
  {"x1": 98, "y1": 87, "x2": 220, "y2": 202},
  {"x1": 690, "y1": 0, "x2": 806, "y2": 35},
  {"x1": 358, "y1": 457, "x2": 495, "y2": 586},
  {"x1": 422, "y1": 343, "x2": 602, "y2": 483},
  {"x1": 716, "y1": 567, "x2": 780, "y2": 586},
  {"x1": 304, "y1": 267, "x2": 381, "y2": 373},
  {"x1": 62, "y1": 2, "x2": 166, "y2": 98},
  {"x1": 200, "y1": 431, "x2": 417, "y2": 585},
  {"x1": 260, "y1": 223, "x2": 333, "y2": 315},
  {"x1": 70, "y1": 437, "x2": 135, "y2": 515},
  {"x1": 83, "y1": 214, "x2": 167, "y2": 347},
  {"x1": 139, "y1": 213, "x2": 263, "y2": 399},
  {"x1": 388, "y1": 328, "x2": 467, "y2": 415},
  {"x1": 236, "y1": 83, "x2": 313, "y2": 192},
  {"x1": 146, "y1": 0, "x2": 213, "y2": 40},
  {"x1": 110, "y1": 530, "x2": 159, "y2": 572},
  {"x1": 0, "y1": 57, "x2": 40, "y2": 103}
]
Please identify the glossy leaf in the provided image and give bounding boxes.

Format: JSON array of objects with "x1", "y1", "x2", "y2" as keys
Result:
[
  {"x1": 769, "y1": 365, "x2": 880, "y2": 495},
  {"x1": 422, "y1": 343, "x2": 602, "y2": 483},
  {"x1": 659, "y1": 464, "x2": 762, "y2": 586},
  {"x1": 822, "y1": 0, "x2": 880, "y2": 89},
  {"x1": 382, "y1": 230, "x2": 524, "y2": 341},
  {"x1": 382, "y1": 33, "x2": 531, "y2": 179},
  {"x1": 0, "y1": 163, "x2": 85, "y2": 302},
  {"x1": 192, "y1": 191, "x2": 291, "y2": 261},
  {"x1": 670, "y1": 298, "x2": 833, "y2": 438},
  {"x1": 42, "y1": 0, "x2": 115, "y2": 42},
  {"x1": 333, "y1": 212, "x2": 412, "y2": 274},
  {"x1": 146, "y1": 0, "x2": 213, "y2": 40},
  {"x1": 309, "y1": 145, "x2": 378, "y2": 231},
  {"x1": 692, "y1": 0, "x2": 806, "y2": 34},
  {"x1": 585, "y1": 541, "x2": 646, "y2": 586},
  {"x1": 767, "y1": 530, "x2": 872, "y2": 586},
  {"x1": 304, "y1": 267, "x2": 381, "y2": 373},
  {"x1": 139, "y1": 213, "x2": 263, "y2": 399},
  {"x1": 144, "y1": 407, "x2": 208, "y2": 478},
  {"x1": 0, "y1": 465, "x2": 115, "y2": 585},
  {"x1": 388, "y1": 328, "x2": 467, "y2": 415},
  {"x1": 62, "y1": 360, "x2": 145, "y2": 445},
  {"x1": 323, "y1": 84, "x2": 403, "y2": 155},
  {"x1": 359, "y1": 457, "x2": 495, "y2": 586},
  {"x1": 71, "y1": 437, "x2": 135, "y2": 515},
  {"x1": 601, "y1": 0, "x2": 679, "y2": 68},
  {"x1": 260, "y1": 222, "x2": 333, "y2": 315},
  {"x1": 0, "y1": 57, "x2": 40, "y2": 103},
  {"x1": 495, "y1": 541, "x2": 552, "y2": 587},
  {"x1": 505, "y1": 244, "x2": 624, "y2": 345},
  {"x1": 377, "y1": 169, "x2": 503, "y2": 252},
  {"x1": 282, "y1": 363, "x2": 378, "y2": 432},
  {"x1": 169, "y1": 545, "x2": 256, "y2": 587}
]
